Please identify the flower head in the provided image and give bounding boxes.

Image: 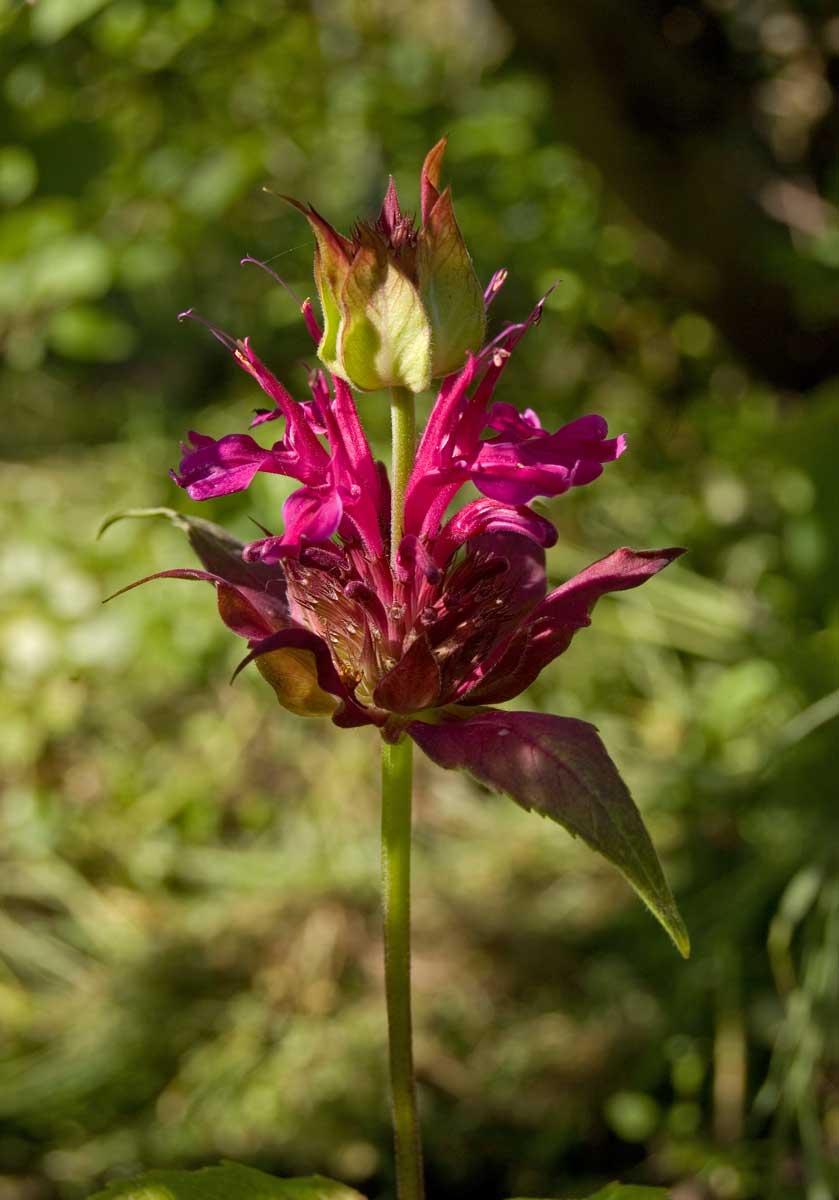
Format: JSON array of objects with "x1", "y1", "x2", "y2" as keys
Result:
[
  {"x1": 158, "y1": 289, "x2": 658, "y2": 731},
  {"x1": 106, "y1": 152, "x2": 689, "y2": 956},
  {"x1": 285, "y1": 139, "x2": 486, "y2": 393}
]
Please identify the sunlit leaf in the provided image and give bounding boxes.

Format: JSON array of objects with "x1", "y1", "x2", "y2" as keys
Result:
[{"x1": 89, "y1": 1163, "x2": 366, "y2": 1200}]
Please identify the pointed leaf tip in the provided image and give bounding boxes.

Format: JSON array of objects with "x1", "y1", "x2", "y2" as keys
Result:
[
  {"x1": 421, "y1": 137, "x2": 448, "y2": 224},
  {"x1": 97, "y1": 506, "x2": 189, "y2": 541},
  {"x1": 422, "y1": 137, "x2": 448, "y2": 189},
  {"x1": 97, "y1": 507, "x2": 289, "y2": 595}
]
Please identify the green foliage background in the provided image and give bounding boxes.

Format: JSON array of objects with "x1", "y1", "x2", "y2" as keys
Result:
[{"x1": 1, "y1": 2, "x2": 838, "y2": 1199}]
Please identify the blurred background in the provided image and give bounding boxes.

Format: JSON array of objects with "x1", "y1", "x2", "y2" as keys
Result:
[{"x1": 1, "y1": 1, "x2": 838, "y2": 1198}]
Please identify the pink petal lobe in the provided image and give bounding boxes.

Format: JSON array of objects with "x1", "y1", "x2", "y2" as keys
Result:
[{"x1": 172, "y1": 433, "x2": 283, "y2": 500}]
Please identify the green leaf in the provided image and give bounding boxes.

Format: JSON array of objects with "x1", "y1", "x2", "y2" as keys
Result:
[
  {"x1": 88, "y1": 1164, "x2": 366, "y2": 1200},
  {"x1": 507, "y1": 1186, "x2": 670, "y2": 1200},
  {"x1": 409, "y1": 710, "x2": 690, "y2": 958}
]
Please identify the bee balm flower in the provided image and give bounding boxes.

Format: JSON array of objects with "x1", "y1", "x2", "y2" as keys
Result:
[{"x1": 107, "y1": 281, "x2": 688, "y2": 957}]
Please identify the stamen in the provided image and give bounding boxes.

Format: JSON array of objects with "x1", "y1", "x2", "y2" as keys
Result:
[
  {"x1": 397, "y1": 535, "x2": 442, "y2": 585},
  {"x1": 483, "y1": 267, "x2": 508, "y2": 308},
  {"x1": 177, "y1": 308, "x2": 241, "y2": 354},
  {"x1": 240, "y1": 255, "x2": 303, "y2": 307}
]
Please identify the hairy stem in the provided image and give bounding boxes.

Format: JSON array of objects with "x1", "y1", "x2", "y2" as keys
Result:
[
  {"x1": 381, "y1": 737, "x2": 423, "y2": 1200},
  {"x1": 390, "y1": 386, "x2": 416, "y2": 567}
]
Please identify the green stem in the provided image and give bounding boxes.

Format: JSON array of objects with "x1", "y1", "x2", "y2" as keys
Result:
[
  {"x1": 390, "y1": 386, "x2": 416, "y2": 567},
  {"x1": 381, "y1": 736, "x2": 423, "y2": 1200},
  {"x1": 383, "y1": 386, "x2": 421, "y2": 1197}
]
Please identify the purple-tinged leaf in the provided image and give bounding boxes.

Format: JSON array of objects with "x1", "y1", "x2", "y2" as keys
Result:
[
  {"x1": 98, "y1": 507, "x2": 286, "y2": 593},
  {"x1": 465, "y1": 546, "x2": 684, "y2": 704},
  {"x1": 98, "y1": 507, "x2": 289, "y2": 631},
  {"x1": 409, "y1": 709, "x2": 689, "y2": 957}
]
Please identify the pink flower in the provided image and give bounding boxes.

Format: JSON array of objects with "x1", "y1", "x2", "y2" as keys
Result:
[{"x1": 110, "y1": 272, "x2": 688, "y2": 955}]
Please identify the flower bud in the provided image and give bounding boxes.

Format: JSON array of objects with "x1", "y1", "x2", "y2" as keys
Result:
[{"x1": 286, "y1": 139, "x2": 485, "y2": 394}]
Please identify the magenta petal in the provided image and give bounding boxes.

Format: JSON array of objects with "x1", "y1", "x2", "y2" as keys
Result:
[
  {"x1": 471, "y1": 413, "x2": 626, "y2": 505},
  {"x1": 301, "y1": 298, "x2": 322, "y2": 344},
  {"x1": 536, "y1": 415, "x2": 627, "y2": 467},
  {"x1": 298, "y1": 369, "x2": 384, "y2": 558},
  {"x1": 172, "y1": 432, "x2": 284, "y2": 500},
  {"x1": 283, "y1": 486, "x2": 344, "y2": 544},
  {"x1": 403, "y1": 355, "x2": 479, "y2": 539},
  {"x1": 433, "y1": 498, "x2": 557, "y2": 567},
  {"x1": 470, "y1": 447, "x2": 576, "y2": 504},
  {"x1": 243, "y1": 488, "x2": 344, "y2": 564},
  {"x1": 403, "y1": 293, "x2": 554, "y2": 539},
  {"x1": 408, "y1": 709, "x2": 689, "y2": 956},
  {"x1": 243, "y1": 535, "x2": 294, "y2": 565},
  {"x1": 249, "y1": 407, "x2": 282, "y2": 428},
  {"x1": 485, "y1": 401, "x2": 544, "y2": 440},
  {"x1": 239, "y1": 340, "x2": 329, "y2": 469},
  {"x1": 329, "y1": 377, "x2": 382, "y2": 498}
]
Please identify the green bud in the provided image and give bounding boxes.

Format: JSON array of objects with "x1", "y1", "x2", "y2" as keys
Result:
[{"x1": 285, "y1": 140, "x2": 485, "y2": 394}]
